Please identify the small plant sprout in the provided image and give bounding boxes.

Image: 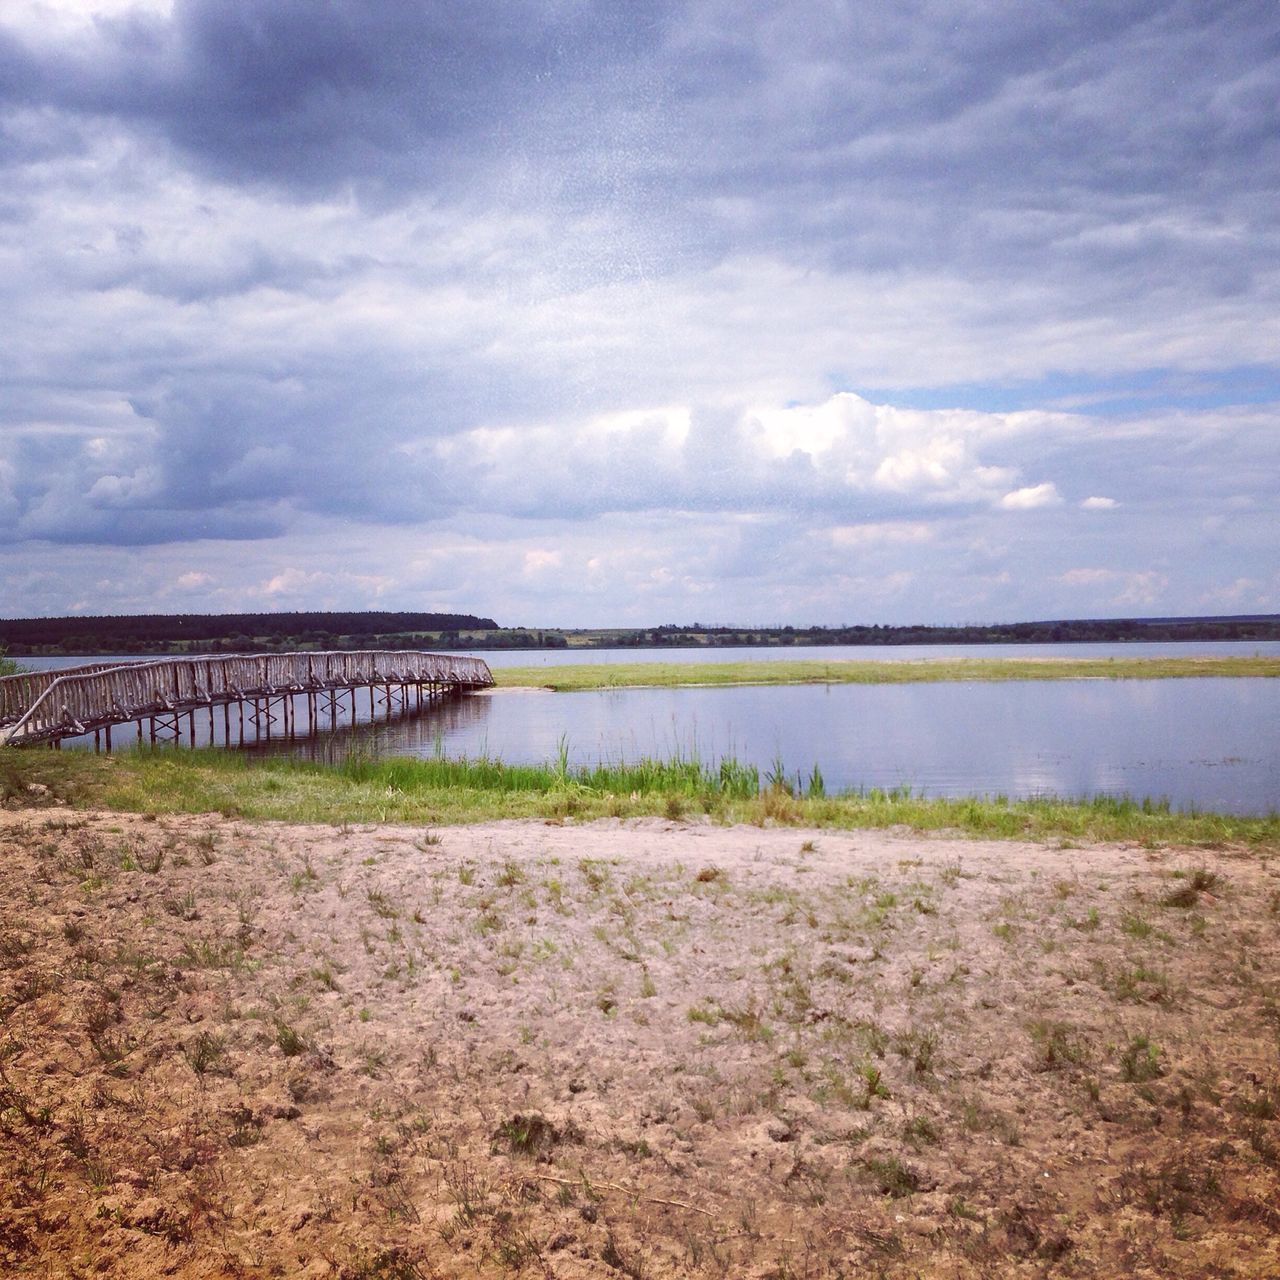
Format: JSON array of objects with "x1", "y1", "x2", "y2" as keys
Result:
[{"x1": 1119, "y1": 1034, "x2": 1165, "y2": 1082}]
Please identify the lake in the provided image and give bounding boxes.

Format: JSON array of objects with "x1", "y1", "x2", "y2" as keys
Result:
[{"x1": 15, "y1": 646, "x2": 1280, "y2": 815}]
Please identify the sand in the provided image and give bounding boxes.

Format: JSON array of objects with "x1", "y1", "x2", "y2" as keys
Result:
[{"x1": 1, "y1": 803, "x2": 1278, "y2": 1278}]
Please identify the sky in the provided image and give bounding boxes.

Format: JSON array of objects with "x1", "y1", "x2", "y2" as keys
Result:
[{"x1": 1, "y1": 0, "x2": 1277, "y2": 628}]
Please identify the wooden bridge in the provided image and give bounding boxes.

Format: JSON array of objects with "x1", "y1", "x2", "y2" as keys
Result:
[{"x1": 0, "y1": 651, "x2": 494, "y2": 749}]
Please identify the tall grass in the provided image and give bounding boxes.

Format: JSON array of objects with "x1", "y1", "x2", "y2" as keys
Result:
[
  {"x1": 334, "y1": 746, "x2": 764, "y2": 800},
  {"x1": 5, "y1": 746, "x2": 1276, "y2": 848}
]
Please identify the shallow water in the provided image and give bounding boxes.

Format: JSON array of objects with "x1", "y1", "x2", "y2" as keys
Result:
[
  {"x1": 20, "y1": 647, "x2": 1279, "y2": 814},
  {"x1": 266, "y1": 678, "x2": 1276, "y2": 816}
]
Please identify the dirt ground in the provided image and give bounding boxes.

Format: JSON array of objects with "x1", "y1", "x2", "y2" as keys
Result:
[{"x1": 1, "y1": 801, "x2": 1278, "y2": 1279}]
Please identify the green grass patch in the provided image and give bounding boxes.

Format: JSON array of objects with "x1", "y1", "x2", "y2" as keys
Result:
[
  {"x1": 493, "y1": 655, "x2": 1280, "y2": 691},
  {"x1": 1, "y1": 748, "x2": 1276, "y2": 848}
]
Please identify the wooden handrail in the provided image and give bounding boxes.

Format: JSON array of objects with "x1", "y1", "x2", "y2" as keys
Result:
[{"x1": 0, "y1": 651, "x2": 493, "y2": 746}]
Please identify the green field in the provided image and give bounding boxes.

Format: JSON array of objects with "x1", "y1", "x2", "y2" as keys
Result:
[
  {"x1": 492, "y1": 654, "x2": 1280, "y2": 690},
  {"x1": 3, "y1": 748, "x2": 1276, "y2": 849}
]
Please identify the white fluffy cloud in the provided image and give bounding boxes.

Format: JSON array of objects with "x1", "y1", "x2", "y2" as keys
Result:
[{"x1": 999, "y1": 483, "x2": 1063, "y2": 511}]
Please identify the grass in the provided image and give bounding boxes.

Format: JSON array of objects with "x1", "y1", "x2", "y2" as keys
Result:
[
  {"x1": 493, "y1": 654, "x2": 1280, "y2": 691},
  {"x1": 2, "y1": 748, "x2": 1277, "y2": 847}
]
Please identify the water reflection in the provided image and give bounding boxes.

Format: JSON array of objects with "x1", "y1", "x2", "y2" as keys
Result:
[
  {"x1": 247, "y1": 690, "x2": 496, "y2": 765},
  {"x1": 239, "y1": 679, "x2": 1277, "y2": 816}
]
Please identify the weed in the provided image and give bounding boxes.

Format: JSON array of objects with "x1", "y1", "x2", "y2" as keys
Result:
[
  {"x1": 183, "y1": 1032, "x2": 226, "y2": 1078},
  {"x1": 180, "y1": 937, "x2": 243, "y2": 970},
  {"x1": 136, "y1": 845, "x2": 165, "y2": 874},
  {"x1": 721, "y1": 999, "x2": 773, "y2": 1042},
  {"x1": 1029, "y1": 1019, "x2": 1089, "y2": 1070},
  {"x1": 274, "y1": 1020, "x2": 306, "y2": 1057},
  {"x1": 1106, "y1": 961, "x2": 1173, "y2": 1004},
  {"x1": 227, "y1": 1107, "x2": 263, "y2": 1148},
  {"x1": 289, "y1": 858, "x2": 319, "y2": 892},
  {"x1": 495, "y1": 859, "x2": 524, "y2": 887},
  {"x1": 192, "y1": 832, "x2": 218, "y2": 866},
  {"x1": 162, "y1": 891, "x2": 198, "y2": 921},
  {"x1": 366, "y1": 888, "x2": 398, "y2": 919},
  {"x1": 904, "y1": 1113, "x2": 939, "y2": 1145},
  {"x1": 1162, "y1": 867, "x2": 1223, "y2": 908},
  {"x1": 1119, "y1": 1034, "x2": 1165, "y2": 1082},
  {"x1": 864, "y1": 1155, "x2": 924, "y2": 1197},
  {"x1": 895, "y1": 1028, "x2": 938, "y2": 1075},
  {"x1": 493, "y1": 1112, "x2": 564, "y2": 1158},
  {"x1": 1121, "y1": 911, "x2": 1154, "y2": 939}
]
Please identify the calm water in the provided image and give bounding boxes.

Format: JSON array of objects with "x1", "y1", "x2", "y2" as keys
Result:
[
  {"x1": 17, "y1": 647, "x2": 1279, "y2": 815},
  {"x1": 270, "y1": 679, "x2": 1277, "y2": 816}
]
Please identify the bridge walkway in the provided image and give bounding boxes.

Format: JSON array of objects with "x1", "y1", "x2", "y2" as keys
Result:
[{"x1": 0, "y1": 651, "x2": 493, "y2": 748}]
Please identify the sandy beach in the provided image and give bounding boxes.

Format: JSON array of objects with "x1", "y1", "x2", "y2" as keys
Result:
[{"x1": 1, "y1": 805, "x2": 1277, "y2": 1277}]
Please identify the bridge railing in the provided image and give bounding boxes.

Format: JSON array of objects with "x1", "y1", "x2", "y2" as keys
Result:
[
  {"x1": 0, "y1": 651, "x2": 493, "y2": 745},
  {"x1": 0, "y1": 663, "x2": 125, "y2": 728}
]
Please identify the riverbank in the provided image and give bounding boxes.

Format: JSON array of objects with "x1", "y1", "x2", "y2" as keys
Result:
[
  {"x1": 1, "y1": 802, "x2": 1277, "y2": 1278},
  {"x1": 4, "y1": 749, "x2": 1278, "y2": 847},
  {"x1": 492, "y1": 654, "x2": 1280, "y2": 690}
]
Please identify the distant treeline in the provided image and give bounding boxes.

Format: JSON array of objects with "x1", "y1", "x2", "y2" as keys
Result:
[
  {"x1": 606, "y1": 616, "x2": 1280, "y2": 648},
  {"x1": 0, "y1": 611, "x2": 498, "y2": 655},
  {"x1": 1, "y1": 611, "x2": 1276, "y2": 657}
]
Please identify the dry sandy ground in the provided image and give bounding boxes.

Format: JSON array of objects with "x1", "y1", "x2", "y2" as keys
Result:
[{"x1": 1, "y1": 803, "x2": 1278, "y2": 1279}]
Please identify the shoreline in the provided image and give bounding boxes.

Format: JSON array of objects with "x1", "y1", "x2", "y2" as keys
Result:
[{"x1": 5, "y1": 749, "x2": 1277, "y2": 847}]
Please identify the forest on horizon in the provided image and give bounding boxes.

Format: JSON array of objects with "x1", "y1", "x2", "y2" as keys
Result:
[{"x1": 1, "y1": 610, "x2": 1277, "y2": 657}]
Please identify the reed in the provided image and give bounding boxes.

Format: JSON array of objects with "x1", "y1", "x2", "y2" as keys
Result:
[{"x1": 5, "y1": 748, "x2": 1276, "y2": 848}]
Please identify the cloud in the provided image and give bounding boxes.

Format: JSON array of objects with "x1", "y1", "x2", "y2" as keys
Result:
[
  {"x1": 0, "y1": 1, "x2": 1276, "y2": 624},
  {"x1": 998, "y1": 483, "x2": 1062, "y2": 511},
  {"x1": 1056, "y1": 567, "x2": 1170, "y2": 608}
]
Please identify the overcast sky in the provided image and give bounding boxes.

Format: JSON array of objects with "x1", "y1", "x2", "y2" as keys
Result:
[{"x1": 2, "y1": 0, "x2": 1277, "y2": 627}]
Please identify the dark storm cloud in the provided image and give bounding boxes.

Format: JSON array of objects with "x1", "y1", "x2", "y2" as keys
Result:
[
  {"x1": 4, "y1": 2, "x2": 1272, "y2": 232},
  {"x1": 0, "y1": 1, "x2": 671, "y2": 197}
]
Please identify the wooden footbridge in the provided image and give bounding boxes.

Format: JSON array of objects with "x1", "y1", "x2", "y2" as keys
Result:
[{"x1": 0, "y1": 651, "x2": 493, "y2": 749}]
